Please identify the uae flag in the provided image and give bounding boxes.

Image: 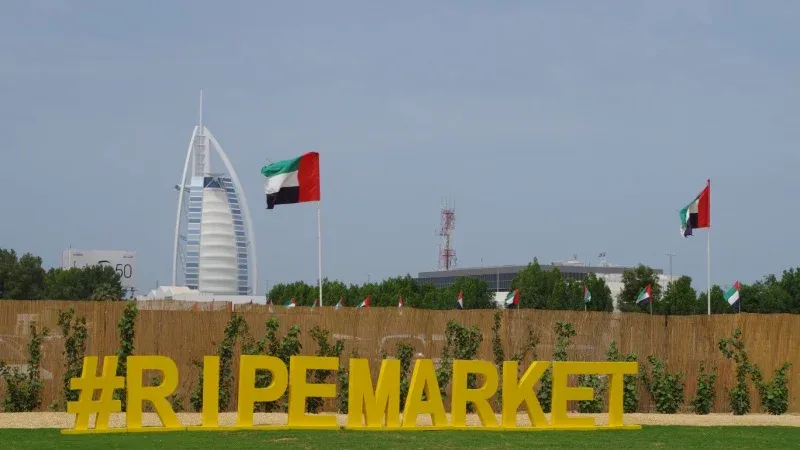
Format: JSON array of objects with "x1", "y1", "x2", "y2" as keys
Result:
[
  {"x1": 334, "y1": 298, "x2": 343, "y2": 310},
  {"x1": 285, "y1": 298, "x2": 296, "y2": 308},
  {"x1": 505, "y1": 289, "x2": 520, "y2": 308},
  {"x1": 357, "y1": 296, "x2": 371, "y2": 308},
  {"x1": 724, "y1": 281, "x2": 741, "y2": 308},
  {"x1": 261, "y1": 152, "x2": 321, "y2": 209},
  {"x1": 456, "y1": 291, "x2": 463, "y2": 310},
  {"x1": 636, "y1": 285, "x2": 652, "y2": 306},
  {"x1": 583, "y1": 286, "x2": 591, "y2": 304},
  {"x1": 680, "y1": 180, "x2": 710, "y2": 237}
]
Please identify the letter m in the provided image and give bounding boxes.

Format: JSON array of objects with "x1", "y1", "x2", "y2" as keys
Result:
[{"x1": 347, "y1": 358, "x2": 401, "y2": 428}]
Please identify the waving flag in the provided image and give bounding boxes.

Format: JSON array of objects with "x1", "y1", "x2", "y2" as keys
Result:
[
  {"x1": 284, "y1": 298, "x2": 296, "y2": 308},
  {"x1": 724, "y1": 281, "x2": 741, "y2": 308},
  {"x1": 357, "y1": 296, "x2": 371, "y2": 308},
  {"x1": 636, "y1": 285, "x2": 652, "y2": 306},
  {"x1": 583, "y1": 286, "x2": 592, "y2": 304},
  {"x1": 335, "y1": 297, "x2": 343, "y2": 310},
  {"x1": 505, "y1": 289, "x2": 520, "y2": 308},
  {"x1": 456, "y1": 291, "x2": 463, "y2": 310},
  {"x1": 680, "y1": 180, "x2": 711, "y2": 237},
  {"x1": 261, "y1": 152, "x2": 321, "y2": 209},
  {"x1": 398, "y1": 296, "x2": 403, "y2": 309}
]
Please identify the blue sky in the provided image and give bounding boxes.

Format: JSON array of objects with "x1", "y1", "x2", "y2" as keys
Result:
[{"x1": 1, "y1": 1, "x2": 798, "y2": 294}]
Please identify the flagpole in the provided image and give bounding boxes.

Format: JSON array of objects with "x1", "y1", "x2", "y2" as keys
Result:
[
  {"x1": 317, "y1": 200, "x2": 323, "y2": 307},
  {"x1": 706, "y1": 178, "x2": 711, "y2": 316}
]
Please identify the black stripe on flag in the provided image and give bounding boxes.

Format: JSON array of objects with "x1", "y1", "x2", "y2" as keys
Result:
[{"x1": 266, "y1": 187, "x2": 300, "y2": 209}]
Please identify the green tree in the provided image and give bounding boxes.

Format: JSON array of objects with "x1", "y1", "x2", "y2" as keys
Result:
[
  {"x1": 697, "y1": 285, "x2": 731, "y2": 315},
  {"x1": 43, "y1": 265, "x2": 123, "y2": 300},
  {"x1": 778, "y1": 268, "x2": 800, "y2": 313},
  {"x1": 659, "y1": 276, "x2": 698, "y2": 315},
  {"x1": 0, "y1": 250, "x2": 45, "y2": 300},
  {"x1": 266, "y1": 280, "x2": 316, "y2": 306},
  {"x1": 510, "y1": 258, "x2": 559, "y2": 309},
  {"x1": 618, "y1": 264, "x2": 662, "y2": 312},
  {"x1": 583, "y1": 273, "x2": 614, "y2": 312}
]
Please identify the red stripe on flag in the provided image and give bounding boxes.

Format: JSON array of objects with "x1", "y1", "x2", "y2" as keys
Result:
[
  {"x1": 697, "y1": 180, "x2": 710, "y2": 228},
  {"x1": 297, "y1": 151, "x2": 321, "y2": 203}
]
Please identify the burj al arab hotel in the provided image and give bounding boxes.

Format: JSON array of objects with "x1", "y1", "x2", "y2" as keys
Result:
[{"x1": 171, "y1": 92, "x2": 257, "y2": 295}]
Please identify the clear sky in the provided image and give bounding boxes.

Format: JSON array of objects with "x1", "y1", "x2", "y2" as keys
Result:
[{"x1": 1, "y1": 1, "x2": 798, "y2": 295}]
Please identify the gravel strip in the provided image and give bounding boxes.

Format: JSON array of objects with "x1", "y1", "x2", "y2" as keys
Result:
[{"x1": 1, "y1": 412, "x2": 800, "y2": 429}]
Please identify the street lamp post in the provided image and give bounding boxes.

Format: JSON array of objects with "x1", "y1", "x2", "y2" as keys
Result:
[{"x1": 665, "y1": 253, "x2": 676, "y2": 284}]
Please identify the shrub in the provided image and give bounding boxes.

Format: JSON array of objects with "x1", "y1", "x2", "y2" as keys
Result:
[
  {"x1": 0, "y1": 324, "x2": 49, "y2": 412},
  {"x1": 114, "y1": 301, "x2": 138, "y2": 411},
  {"x1": 218, "y1": 315, "x2": 250, "y2": 411},
  {"x1": 435, "y1": 321, "x2": 482, "y2": 400},
  {"x1": 641, "y1": 355, "x2": 685, "y2": 414},
  {"x1": 537, "y1": 321, "x2": 575, "y2": 413},
  {"x1": 306, "y1": 326, "x2": 344, "y2": 413},
  {"x1": 57, "y1": 308, "x2": 88, "y2": 408},
  {"x1": 491, "y1": 311, "x2": 539, "y2": 408},
  {"x1": 718, "y1": 328, "x2": 753, "y2": 415},
  {"x1": 751, "y1": 362, "x2": 792, "y2": 415},
  {"x1": 241, "y1": 317, "x2": 302, "y2": 413},
  {"x1": 605, "y1": 341, "x2": 639, "y2": 413},
  {"x1": 145, "y1": 374, "x2": 184, "y2": 413},
  {"x1": 577, "y1": 373, "x2": 605, "y2": 413},
  {"x1": 396, "y1": 341, "x2": 415, "y2": 410},
  {"x1": 338, "y1": 348, "x2": 360, "y2": 414},
  {"x1": 691, "y1": 361, "x2": 717, "y2": 415}
]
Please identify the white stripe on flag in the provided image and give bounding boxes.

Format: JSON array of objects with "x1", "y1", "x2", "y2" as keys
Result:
[{"x1": 264, "y1": 170, "x2": 299, "y2": 194}]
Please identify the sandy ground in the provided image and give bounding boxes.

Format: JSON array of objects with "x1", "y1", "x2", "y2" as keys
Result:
[{"x1": 1, "y1": 412, "x2": 799, "y2": 429}]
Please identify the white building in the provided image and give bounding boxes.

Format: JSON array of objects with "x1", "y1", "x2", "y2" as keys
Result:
[
  {"x1": 138, "y1": 285, "x2": 264, "y2": 305},
  {"x1": 171, "y1": 92, "x2": 258, "y2": 296}
]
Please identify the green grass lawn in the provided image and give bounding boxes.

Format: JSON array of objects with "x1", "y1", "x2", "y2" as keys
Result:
[{"x1": 4, "y1": 427, "x2": 800, "y2": 449}]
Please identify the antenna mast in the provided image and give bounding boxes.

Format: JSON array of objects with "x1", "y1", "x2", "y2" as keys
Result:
[{"x1": 437, "y1": 199, "x2": 456, "y2": 271}]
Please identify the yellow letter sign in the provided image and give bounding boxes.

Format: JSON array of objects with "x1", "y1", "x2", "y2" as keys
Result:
[{"x1": 62, "y1": 355, "x2": 641, "y2": 434}]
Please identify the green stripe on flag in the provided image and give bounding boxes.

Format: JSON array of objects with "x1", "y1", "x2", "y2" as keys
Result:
[{"x1": 261, "y1": 156, "x2": 301, "y2": 178}]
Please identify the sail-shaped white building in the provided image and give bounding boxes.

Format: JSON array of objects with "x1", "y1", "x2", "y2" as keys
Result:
[{"x1": 171, "y1": 92, "x2": 257, "y2": 295}]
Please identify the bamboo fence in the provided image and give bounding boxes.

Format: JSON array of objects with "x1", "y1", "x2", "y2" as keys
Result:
[{"x1": 0, "y1": 300, "x2": 797, "y2": 414}]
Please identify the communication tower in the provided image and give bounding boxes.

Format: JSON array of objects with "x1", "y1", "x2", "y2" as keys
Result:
[{"x1": 437, "y1": 200, "x2": 457, "y2": 271}]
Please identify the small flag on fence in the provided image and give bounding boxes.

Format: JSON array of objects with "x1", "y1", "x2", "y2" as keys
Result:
[
  {"x1": 636, "y1": 285, "x2": 652, "y2": 306},
  {"x1": 504, "y1": 289, "x2": 520, "y2": 308},
  {"x1": 724, "y1": 281, "x2": 741, "y2": 308}
]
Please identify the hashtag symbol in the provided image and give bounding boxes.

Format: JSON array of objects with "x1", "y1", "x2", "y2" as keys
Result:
[{"x1": 67, "y1": 356, "x2": 126, "y2": 431}]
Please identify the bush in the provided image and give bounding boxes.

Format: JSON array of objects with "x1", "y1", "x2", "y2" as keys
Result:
[
  {"x1": 641, "y1": 355, "x2": 685, "y2": 414},
  {"x1": 605, "y1": 341, "x2": 639, "y2": 413},
  {"x1": 718, "y1": 328, "x2": 753, "y2": 415},
  {"x1": 338, "y1": 348, "x2": 360, "y2": 414},
  {"x1": 306, "y1": 326, "x2": 344, "y2": 413},
  {"x1": 752, "y1": 362, "x2": 792, "y2": 415},
  {"x1": 435, "y1": 321, "x2": 482, "y2": 400},
  {"x1": 396, "y1": 341, "x2": 415, "y2": 410},
  {"x1": 242, "y1": 317, "x2": 302, "y2": 413},
  {"x1": 0, "y1": 324, "x2": 49, "y2": 412},
  {"x1": 217, "y1": 315, "x2": 249, "y2": 411},
  {"x1": 145, "y1": 374, "x2": 184, "y2": 413},
  {"x1": 691, "y1": 361, "x2": 717, "y2": 415},
  {"x1": 57, "y1": 308, "x2": 88, "y2": 408},
  {"x1": 537, "y1": 321, "x2": 575, "y2": 413},
  {"x1": 577, "y1": 373, "x2": 605, "y2": 413},
  {"x1": 114, "y1": 301, "x2": 138, "y2": 412},
  {"x1": 491, "y1": 311, "x2": 539, "y2": 408}
]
